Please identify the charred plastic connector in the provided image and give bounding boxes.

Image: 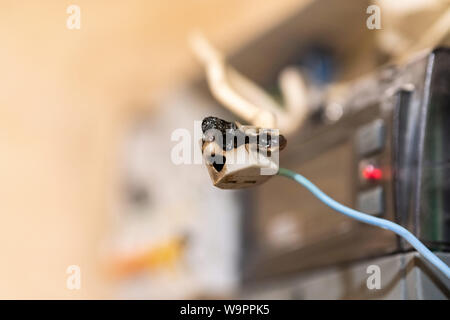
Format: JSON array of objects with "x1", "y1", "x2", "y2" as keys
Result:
[{"x1": 201, "y1": 116, "x2": 286, "y2": 189}]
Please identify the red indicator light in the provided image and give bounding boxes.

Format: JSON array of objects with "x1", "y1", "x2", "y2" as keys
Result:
[{"x1": 362, "y1": 165, "x2": 382, "y2": 180}]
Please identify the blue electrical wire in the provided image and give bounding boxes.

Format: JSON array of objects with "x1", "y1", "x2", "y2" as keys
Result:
[{"x1": 277, "y1": 167, "x2": 450, "y2": 279}]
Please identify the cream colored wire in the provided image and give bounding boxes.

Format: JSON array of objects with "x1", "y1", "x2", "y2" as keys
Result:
[{"x1": 189, "y1": 32, "x2": 309, "y2": 135}]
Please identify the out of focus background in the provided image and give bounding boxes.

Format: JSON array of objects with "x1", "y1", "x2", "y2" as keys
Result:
[{"x1": 0, "y1": 0, "x2": 449, "y2": 299}]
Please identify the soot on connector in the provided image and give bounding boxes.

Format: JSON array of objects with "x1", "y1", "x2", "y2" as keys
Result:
[{"x1": 201, "y1": 116, "x2": 287, "y2": 152}]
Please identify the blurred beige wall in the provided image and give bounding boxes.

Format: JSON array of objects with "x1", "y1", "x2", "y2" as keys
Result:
[{"x1": 0, "y1": 0, "x2": 306, "y2": 298}]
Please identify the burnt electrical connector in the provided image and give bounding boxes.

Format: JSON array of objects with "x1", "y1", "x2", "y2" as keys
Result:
[{"x1": 201, "y1": 116, "x2": 286, "y2": 189}]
